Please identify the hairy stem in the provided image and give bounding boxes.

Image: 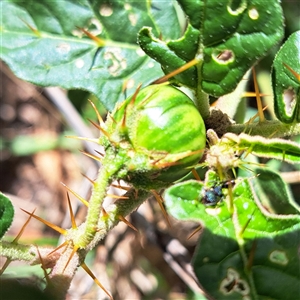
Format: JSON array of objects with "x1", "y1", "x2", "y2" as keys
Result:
[
  {"x1": 227, "y1": 120, "x2": 300, "y2": 138},
  {"x1": 76, "y1": 148, "x2": 124, "y2": 248}
]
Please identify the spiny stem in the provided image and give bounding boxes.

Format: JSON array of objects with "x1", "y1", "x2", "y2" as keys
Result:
[
  {"x1": 85, "y1": 189, "x2": 151, "y2": 251},
  {"x1": 75, "y1": 150, "x2": 124, "y2": 248}
]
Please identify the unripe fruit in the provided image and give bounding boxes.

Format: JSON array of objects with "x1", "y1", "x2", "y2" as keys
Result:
[{"x1": 102, "y1": 84, "x2": 206, "y2": 190}]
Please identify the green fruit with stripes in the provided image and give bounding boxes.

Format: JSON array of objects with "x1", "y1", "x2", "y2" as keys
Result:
[{"x1": 102, "y1": 84, "x2": 206, "y2": 190}]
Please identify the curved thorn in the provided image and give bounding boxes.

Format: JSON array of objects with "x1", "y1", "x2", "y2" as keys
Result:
[
  {"x1": 61, "y1": 182, "x2": 89, "y2": 207},
  {"x1": 81, "y1": 173, "x2": 96, "y2": 185},
  {"x1": 191, "y1": 168, "x2": 201, "y2": 181},
  {"x1": 63, "y1": 245, "x2": 79, "y2": 273},
  {"x1": 81, "y1": 262, "x2": 113, "y2": 300},
  {"x1": 47, "y1": 241, "x2": 69, "y2": 257},
  {"x1": 13, "y1": 208, "x2": 36, "y2": 243},
  {"x1": 187, "y1": 225, "x2": 202, "y2": 240},
  {"x1": 20, "y1": 208, "x2": 67, "y2": 235},
  {"x1": 252, "y1": 67, "x2": 265, "y2": 122},
  {"x1": 151, "y1": 190, "x2": 171, "y2": 228},
  {"x1": 36, "y1": 246, "x2": 50, "y2": 284},
  {"x1": 154, "y1": 58, "x2": 200, "y2": 84},
  {"x1": 80, "y1": 150, "x2": 102, "y2": 162},
  {"x1": 88, "y1": 99, "x2": 105, "y2": 125},
  {"x1": 66, "y1": 193, "x2": 77, "y2": 229},
  {"x1": 118, "y1": 215, "x2": 138, "y2": 232},
  {"x1": 88, "y1": 119, "x2": 111, "y2": 139}
]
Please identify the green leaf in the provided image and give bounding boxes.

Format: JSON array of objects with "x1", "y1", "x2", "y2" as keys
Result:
[
  {"x1": 164, "y1": 173, "x2": 300, "y2": 299},
  {"x1": 272, "y1": 31, "x2": 300, "y2": 123},
  {"x1": 139, "y1": 0, "x2": 284, "y2": 96},
  {"x1": 6, "y1": 132, "x2": 81, "y2": 156},
  {"x1": 192, "y1": 227, "x2": 300, "y2": 300},
  {"x1": 222, "y1": 132, "x2": 300, "y2": 164},
  {"x1": 0, "y1": 0, "x2": 182, "y2": 111},
  {"x1": 249, "y1": 167, "x2": 299, "y2": 215},
  {"x1": 0, "y1": 193, "x2": 14, "y2": 239},
  {"x1": 138, "y1": 27, "x2": 197, "y2": 88},
  {"x1": 201, "y1": 0, "x2": 284, "y2": 96}
]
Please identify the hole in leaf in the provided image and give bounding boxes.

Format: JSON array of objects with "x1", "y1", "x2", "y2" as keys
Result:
[
  {"x1": 235, "y1": 280, "x2": 250, "y2": 295},
  {"x1": 269, "y1": 250, "x2": 289, "y2": 265},
  {"x1": 104, "y1": 49, "x2": 127, "y2": 76},
  {"x1": 212, "y1": 49, "x2": 235, "y2": 64},
  {"x1": 99, "y1": 4, "x2": 113, "y2": 17},
  {"x1": 283, "y1": 87, "x2": 296, "y2": 116},
  {"x1": 220, "y1": 268, "x2": 250, "y2": 296},
  {"x1": 56, "y1": 43, "x2": 70, "y2": 54},
  {"x1": 248, "y1": 7, "x2": 259, "y2": 20},
  {"x1": 75, "y1": 59, "x2": 85, "y2": 69},
  {"x1": 227, "y1": 0, "x2": 247, "y2": 15},
  {"x1": 128, "y1": 13, "x2": 137, "y2": 26},
  {"x1": 124, "y1": 3, "x2": 132, "y2": 10}
]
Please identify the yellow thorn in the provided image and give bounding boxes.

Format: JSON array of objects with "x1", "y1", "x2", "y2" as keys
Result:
[
  {"x1": 13, "y1": 208, "x2": 36, "y2": 243},
  {"x1": 88, "y1": 119, "x2": 111, "y2": 139},
  {"x1": 88, "y1": 99, "x2": 105, "y2": 125},
  {"x1": 246, "y1": 240, "x2": 257, "y2": 271},
  {"x1": 245, "y1": 105, "x2": 268, "y2": 125},
  {"x1": 36, "y1": 246, "x2": 50, "y2": 284},
  {"x1": 107, "y1": 113, "x2": 117, "y2": 124},
  {"x1": 111, "y1": 183, "x2": 131, "y2": 191},
  {"x1": 151, "y1": 190, "x2": 171, "y2": 228},
  {"x1": 154, "y1": 149, "x2": 204, "y2": 168},
  {"x1": 20, "y1": 18, "x2": 41, "y2": 37},
  {"x1": 187, "y1": 225, "x2": 202, "y2": 240},
  {"x1": 242, "y1": 92, "x2": 268, "y2": 98},
  {"x1": 47, "y1": 241, "x2": 69, "y2": 257},
  {"x1": 77, "y1": 27, "x2": 106, "y2": 47},
  {"x1": 65, "y1": 135, "x2": 99, "y2": 143},
  {"x1": 283, "y1": 63, "x2": 300, "y2": 81},
  {"x1": 79, "y1": 149, "x2": 102, "y2": 162},
  {"x1": 63, "y1": 245, "x2": 79, "y2": 273},
  {"x1": 61, "y1": 182, "x2": 89, "y2": 207},
  {"x1": 129, "y1": 84, "x2": 142, "y2": 106},
  {"x1": 154, "y1": 58, "x2": 200, "y2": 84},
  {"x1": 107, "y1": 193, "x2": 129, "y2": 199},
  {"x1": 66, "y1": 193, "x2": 77, "y2": 230},
  {"x1": 101, "y1": 208, "x2": 109, "y2": 218},
  {"x1": 252, "y1": 67, "x2": 265, "y2": 122},
  {"x1": 94, "y1": 150, "x2": 105, "y2": 157},
  {"x1": 81, "y1": 262, "x2": 113, "y2": 300},
  {"x1": 0, "y1": 259, "x2": 12, "y2": 276},
  {"x1": 20, "y1": 209, "x2": 67, "y2": 235},
  {"x1": 81, "y1": 173, "x2": 96, "y2": 185},
  {"x1": 191, "y1": 168, "x2": 201, "y2": 181},
  {"x1": 118, "y1": 215, "x2": 138, "y2": 232}
]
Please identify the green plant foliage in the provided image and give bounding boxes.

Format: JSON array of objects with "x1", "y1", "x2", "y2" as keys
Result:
[
  {"x1": 249, "y1": 167, "x2": 299, "y2": 215},
  {"x1": 0, "y1": 193, "x2": 14, "y2": 239},
  {"x1": 272, "y1": 30, "x2": 300, "y2": 123},
  {"x1": 138, "y1": 0, "x2": 284, "y2": 96},
  {"x1": 102, "y1": 84, "x2": 206, "y2": 188},
  {"x1": 0, "y1": 1, "x2": 299, "y2": 299},
  {"x1": 138, "y1": 17, "x2": 196, "y2": 87},
  {"x1": 0, "y1": 0, "x2": 182, "y2": 111},
  {"x1": 222, "y1": 132, "x2": 300, "y2": 164},
  {"x1": 3, "y1": 132, "x2": 81, "y2": 156},
  {"x1": 164, "y1": 169, "x2": 300, "y2": 299}
]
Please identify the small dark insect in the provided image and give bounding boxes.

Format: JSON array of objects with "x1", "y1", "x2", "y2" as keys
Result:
[{"x1": 201, "y1": 179, "x2": 235, "y2": 206}]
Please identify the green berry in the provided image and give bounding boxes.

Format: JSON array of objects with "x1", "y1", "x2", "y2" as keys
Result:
[{"x1": 102, "y1": 84, "x2": 206, "y2": 189}]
